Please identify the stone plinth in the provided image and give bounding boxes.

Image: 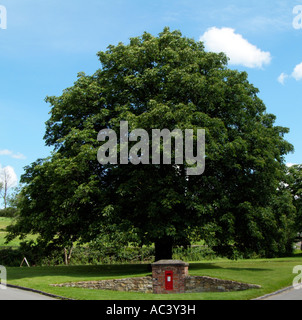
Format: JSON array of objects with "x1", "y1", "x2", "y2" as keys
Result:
[{"x1": 151, "y1": 260, "x2": 189, "y2": 294}]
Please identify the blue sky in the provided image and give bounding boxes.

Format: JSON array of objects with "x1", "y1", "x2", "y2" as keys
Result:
[{"x1": 0, "y1": 0, "x2": 302, "y2": 203}]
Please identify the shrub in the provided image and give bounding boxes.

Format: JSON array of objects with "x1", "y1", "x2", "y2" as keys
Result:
[
  {"x1": 173, "y1": 245, "x2": 217, "y2": 261},
  {"x1": 0, "y1": 242, "x2": 219, "y2": 267},
  {"x1": 0, "y1": 208, "x2": 17, "y2": 218}
]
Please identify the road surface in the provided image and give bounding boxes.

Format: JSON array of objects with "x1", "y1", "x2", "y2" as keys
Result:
[
  {"x1": 258, "y1": 286, "x2": 302, "y2": 300},
  {"x1": 0, "y1": 286, "x2": 57, "y2": 300}
]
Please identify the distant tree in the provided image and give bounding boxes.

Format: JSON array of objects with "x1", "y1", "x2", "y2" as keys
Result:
[
  {"x1": 287, "y1": 164, "x2": 302, "y2": 233},
  {"x1": 7, "y1": 28, "x2": 296, "y2": 260},
  {"x1": 6, "y1": 184, "x2": 23, "y2": 209},
  {"x1": 0, "y1": 167, "x2": 14, "y2": 209}
]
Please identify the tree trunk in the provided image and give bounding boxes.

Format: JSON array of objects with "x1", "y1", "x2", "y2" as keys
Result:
[
  {"x1": 154, "y1": 237, "x2": 173, "y2": 261},
  {"x1": 64, "y1": 245, "x2": 74, "y2": 265}
]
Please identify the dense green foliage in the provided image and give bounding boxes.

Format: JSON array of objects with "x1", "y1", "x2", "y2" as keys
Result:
[
  {"x1": 0, "y1": 207, "x2": 17, "y2": 217},
  {"x1": 6, "y1": 28, "x2": 296, "y2": 260},
  {"x1": 287, "y1": 164, "x2": 302, "y2": 233},
  {"x1": 0, "y1": 242, "x2": 216, "y2": 267}
]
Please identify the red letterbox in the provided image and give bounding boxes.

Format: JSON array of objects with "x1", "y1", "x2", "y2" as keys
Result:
[{"x1": 165, "y1": 271, "x2": 173, "y2": 290}]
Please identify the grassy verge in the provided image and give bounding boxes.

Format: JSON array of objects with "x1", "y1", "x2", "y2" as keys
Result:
[
  {"x1": 5, "y1": 253, "x2": 302, "y2": 300},
  {"x1": 0, "y1": 217, "x2": 36, "y2": 247},
  {"x1": 0, "y1": 217, "x2": 18, "y2": 247}
]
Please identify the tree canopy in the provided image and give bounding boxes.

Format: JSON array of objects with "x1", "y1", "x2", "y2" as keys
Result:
[
  {"x1": 287, "y1": 164, "x2": 302, "y2": 233},
  {"x1": 7, "y1": 28, "x2": 296, "y2": 260}
]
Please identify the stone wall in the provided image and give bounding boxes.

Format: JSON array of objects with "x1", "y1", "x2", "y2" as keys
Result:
[
  {"x1": 185, "y1": 276, "x2": 261, "y2": 293},
  {"x1": 51, "y1": 275, "x2": 260, "y2": 294},
  {"x1": 51, "y1": 277, "x2": 153, "y2": 294}
]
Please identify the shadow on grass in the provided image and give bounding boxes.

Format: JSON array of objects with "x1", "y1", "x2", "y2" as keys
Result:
[
  {"x1": 7, "y1": 261, "x2": 273, "y2": 284},
  {"x1": 292, "y1": 252, "x2": 302, "y2": 258},
  {"x1": 188, "y1": 263, "x2": 272, "y2": 272},
  {"x1": 7, "y1": 264, "x2": 152, "y2": 281}
]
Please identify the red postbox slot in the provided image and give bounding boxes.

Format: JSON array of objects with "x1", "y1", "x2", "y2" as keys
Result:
[{"x1": 165, "y1": 271, "x2": 173, "y2": 290}]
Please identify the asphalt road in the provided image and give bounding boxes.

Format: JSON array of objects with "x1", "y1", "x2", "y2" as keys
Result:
[
  {"x1": 0, "y1": 286, "x2": 57, "y2": 300},
  {"x1": 258, "y1": 287, "x2": 302, "y2": 300}
]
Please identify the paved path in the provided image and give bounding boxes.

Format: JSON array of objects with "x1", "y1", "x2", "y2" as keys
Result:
[
  {"x1": 0, "y1": 286, "x2": 57, "y2": 300},
  {"x1": 258, "y1": 286, "x2": 302, "y2": 300}
]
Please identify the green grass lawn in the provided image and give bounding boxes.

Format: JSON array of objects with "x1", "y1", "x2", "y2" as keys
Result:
[
  {"x1": 0, "y1": 217, "x2": 17, "y2": 247},
  {"x1": 2, "y1": 217, "x2": 302, "y2": 300},
  {"x1": 5, "y1": 254, "x2": 302, "y2": 300},
  {"x1": 0, "y1": 217, "x2": 12, "y2": 231},
  {"x1": 0, "y1": 217, "x2": 36, "y2": 247}
]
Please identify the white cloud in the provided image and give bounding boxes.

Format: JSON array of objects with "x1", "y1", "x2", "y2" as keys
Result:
[
  {"x1": 286, "y1": 163, "x2": 297, "y2": 167},
  {"x1": 292, "y1": 62, "x2": 302, "y2": 81},
  {"x1": 279, "y1": 62, "x2": 302, "y2": 84},
  {"x1": 200, "y1": 27, "x2": 272, "y2": 69},
  {"x1": 0, "y1": 149, "x2": 26, "y2": 160},
  {"x1": 0, "y1": 149, "x2": 12, "y2": 156},
  {"x1": 277, "y1": 73, "x2": 288, "y2": 85},
  {"x1": 11, "y1": 153, "x2": 27, "y2": 160}
]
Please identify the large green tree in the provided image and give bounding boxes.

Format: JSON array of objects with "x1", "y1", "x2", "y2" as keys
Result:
[{"x1": 7, "y1": 28, "x2": 296, "y2": 260}]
